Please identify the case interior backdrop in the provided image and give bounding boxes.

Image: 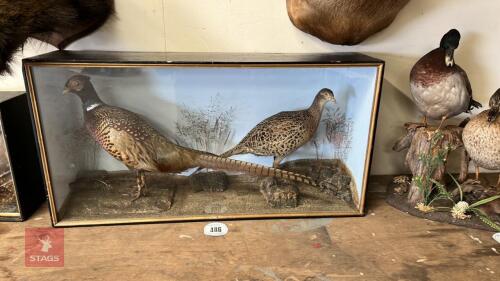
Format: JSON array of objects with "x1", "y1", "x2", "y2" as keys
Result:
[
  {"x1": 2, "y1": 0, "x2": 500, "y2": 175},
  {"x1": 31, "y1": 66, "x2": 377, "y2": 209}
]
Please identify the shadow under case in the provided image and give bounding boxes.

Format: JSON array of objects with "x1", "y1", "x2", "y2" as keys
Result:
[{"x1": 23, "y1": 51, "x2": 384, "y2": 227}]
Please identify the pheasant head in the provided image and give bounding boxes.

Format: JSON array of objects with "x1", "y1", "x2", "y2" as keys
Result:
[{"x1": 64, "y1": 74, "x2": 103, "y2": 111}]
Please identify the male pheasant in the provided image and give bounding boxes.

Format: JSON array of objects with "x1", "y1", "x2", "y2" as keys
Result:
[
  {"x1": 221, "y1": 88, "x2": 335, "y2": 167},
  {"x1": 64, "y1": 74, "x2": 317, "y2": 200}
]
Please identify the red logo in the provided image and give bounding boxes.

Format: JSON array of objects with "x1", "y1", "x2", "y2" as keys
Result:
[{"x1": 25, "y1": 228, "x2": 64, "y2": 267}]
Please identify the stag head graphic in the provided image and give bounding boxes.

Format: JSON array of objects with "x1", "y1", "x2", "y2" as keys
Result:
[{"x1": 37, "y1": 235, "x2": 53, "y2": 253}]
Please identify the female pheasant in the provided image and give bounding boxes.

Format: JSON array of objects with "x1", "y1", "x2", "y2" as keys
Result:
[
  {"x1": 64, "y1": 74, "x2": 317, "y2": 200},
  {"x1": 221, "y1": 88, "x2": 335, "y2": 167}
]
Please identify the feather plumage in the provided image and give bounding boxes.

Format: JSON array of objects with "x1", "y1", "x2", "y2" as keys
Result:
[
  {"x1": 0, "y1": 0, "x2": 114, "y2": 74},
  {"x1": 64, "y1": 75, "x2": 318, "y2": 200}
]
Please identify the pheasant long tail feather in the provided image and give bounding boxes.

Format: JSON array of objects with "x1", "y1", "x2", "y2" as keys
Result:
[
  {"x1": 220, "y1": 146, "x2": 243, "y2": 158},
  {"x1": 196, "y1": 154, "x2": 317, "y2": 187}
]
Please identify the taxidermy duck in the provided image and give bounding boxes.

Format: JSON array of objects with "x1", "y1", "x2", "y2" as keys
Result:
[
  {"x1": 462, "y1": 89, "x2": 500, "y2": 188},
  {"x1": 410, "y1": 29, "x2": 482, "y2": 126},
  {"x1": 0, "y1": 0, "x2": 114, "y2": 74},
  {"x1": 64, "y1": 75, "x2": 317, "y2": 200},
  {"x1": 221, "y1": 88, "x2": 335, "y2": 168},
  {"x1": 286, "y1": 0, "x2": 409, "y2": 45},
  {"x1": 487, "y1": 88, "x2": 500, "y2": 122}
]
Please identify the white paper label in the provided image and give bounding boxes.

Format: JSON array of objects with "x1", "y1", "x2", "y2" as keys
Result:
[
  {"x1": 204, "y1": 222, "x2": 228, "y2": 237},
  {"x1": 493, "y1": 233, "x2": 500, "y2": 243}
]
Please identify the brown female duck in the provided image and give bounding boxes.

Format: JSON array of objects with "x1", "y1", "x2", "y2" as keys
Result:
[{"x1": 463, "y1": 89, "x2": 500, "y2": 188}]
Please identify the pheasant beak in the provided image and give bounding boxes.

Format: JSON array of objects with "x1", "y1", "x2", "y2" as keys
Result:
[
  {"x1": 327, "y1": 95, "x2": 336, "y2": 104},
  {"x1": 445, "y1": 48, "x2": 454, "y2": 67},
  {"x1": 63, "y1": 87, "x2": 70, "y2": 95}
]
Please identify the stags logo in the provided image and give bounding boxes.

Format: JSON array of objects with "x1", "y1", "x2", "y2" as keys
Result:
[{"x1": 25, "y1": 228, "x2": 64, "y2": 267}]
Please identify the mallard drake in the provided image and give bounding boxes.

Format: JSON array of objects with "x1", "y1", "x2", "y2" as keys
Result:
[
  {"x1": 410, "y1": 29, "x2": 482, "y2": 126},
  {"x1": 462, "y1": 89, "x2": 500, "y2": 188}
]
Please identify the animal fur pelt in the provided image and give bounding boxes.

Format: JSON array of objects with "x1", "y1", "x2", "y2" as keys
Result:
[
  {"x1": 0, "y1": 0, "x2": 114, "y2": 74},
  {"x1": 286, "y1": 0, "x2": 409, "y2": 45}
]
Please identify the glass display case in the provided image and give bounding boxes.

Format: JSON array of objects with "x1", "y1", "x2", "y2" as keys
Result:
[
  {"x1": 23, "y1": 51, "x2": 384, "y2": 227},
  {"x1": 0, "y1": 92, "x2": 45, "y2": 221}
]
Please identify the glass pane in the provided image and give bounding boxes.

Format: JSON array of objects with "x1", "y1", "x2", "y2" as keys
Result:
[{"x1": 31, "y1": 64, "x2": 378, "y2": 224}]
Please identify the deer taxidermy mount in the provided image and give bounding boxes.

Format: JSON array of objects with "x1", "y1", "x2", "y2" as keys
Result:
[
  {"x1": 286, "y1": 0, "x2": 409, "y2": 45},
  {"x1": 0, "y1": 0, "x2": 114, "y2": 74}
]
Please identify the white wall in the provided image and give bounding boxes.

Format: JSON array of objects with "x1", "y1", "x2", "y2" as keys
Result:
[{"x1": 1, "y1": 0, "x2": 499, "y2": 175}]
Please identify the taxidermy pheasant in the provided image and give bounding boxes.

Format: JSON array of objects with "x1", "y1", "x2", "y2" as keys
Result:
[
  {"x1": 462, "y1": 89, "x2": 500, "y2": 188},
  {"x1": 410, "y1": 29, "x2": 482, "y2": 127},
  {"x1": 64, "y1": 75, "x2": 317, "y2": 200},
  {"x1": 0, "y1": 0, "x2": 114, "y2": 74},
  {"x1": 221, "y1": 88, "x2": 335, "y2": 168}
]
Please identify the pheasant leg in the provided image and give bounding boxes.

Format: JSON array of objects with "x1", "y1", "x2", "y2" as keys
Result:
[
  {"x1": 496, "y1": 174, "x2": 500, "y2": 189},
  {"x1": 131, "y1": 170, "x2": 147, "y2": 202},
  {"x1": 273, "y1": 156, "x2": 285, "y2": 168},
  {"x1": 475, "y1": 165, "x2": 480, "y2": 181}
]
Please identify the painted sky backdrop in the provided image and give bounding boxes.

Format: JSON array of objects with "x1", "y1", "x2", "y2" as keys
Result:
[{"x1": 33, "y1": 66, "x2": 378, "y2": 209}]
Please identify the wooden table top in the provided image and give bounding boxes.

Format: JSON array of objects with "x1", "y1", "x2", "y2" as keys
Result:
[{"x1": 1, "y1": 176, "x2": 498, "y2": 281}]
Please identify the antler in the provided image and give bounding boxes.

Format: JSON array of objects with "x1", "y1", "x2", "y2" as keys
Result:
[{"x1": 37, "y1": 235, "x2": 51, "y2": 242}]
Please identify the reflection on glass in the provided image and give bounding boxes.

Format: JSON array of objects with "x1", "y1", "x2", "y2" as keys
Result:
[{"x1": 30, "y1": 65, "x2": 380, "y2": 224}]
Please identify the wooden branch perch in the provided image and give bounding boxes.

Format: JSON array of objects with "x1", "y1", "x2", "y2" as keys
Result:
[{"x1": 393, "y1": 123, "x2": 469, "y2": 205}]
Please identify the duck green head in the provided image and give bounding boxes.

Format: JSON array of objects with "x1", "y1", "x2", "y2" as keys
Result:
[{"x1": 440, "y1": 29, "x2": 461, "y2": 67}]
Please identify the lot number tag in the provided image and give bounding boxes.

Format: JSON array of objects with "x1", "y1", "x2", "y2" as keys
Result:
[{"x1": 204, "y1": 222, "x2": 228, "y2": 237}]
